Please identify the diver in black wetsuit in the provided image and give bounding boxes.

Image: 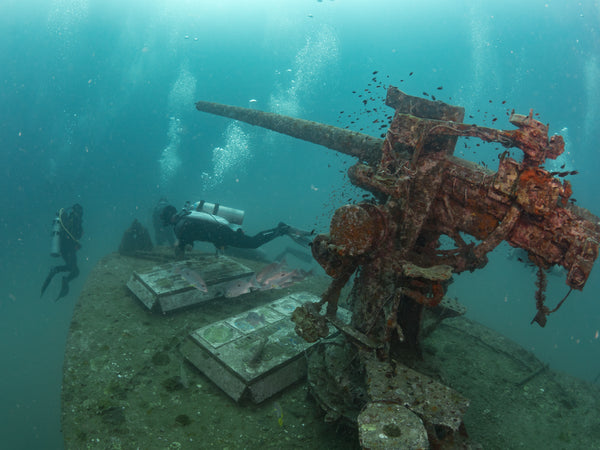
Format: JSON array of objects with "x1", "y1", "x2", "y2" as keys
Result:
[
  {"x1": 41, "y1": 204, "x2": 83, "y2": 301},
  {"x1": 160, "y1": 201, "x2": 312, "y2": 257},
  {"x1": 152, "y1": 197, "x2": 175, "y2": 246}
]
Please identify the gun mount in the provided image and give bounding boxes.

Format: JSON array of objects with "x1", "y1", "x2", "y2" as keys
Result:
[{"x1": 196, "y1": 88, "x2": 600, "y2": 447}]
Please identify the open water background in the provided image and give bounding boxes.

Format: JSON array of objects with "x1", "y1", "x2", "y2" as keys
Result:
[{"x1": 1, "y1": 1, "x2": 599, "y2": 448}]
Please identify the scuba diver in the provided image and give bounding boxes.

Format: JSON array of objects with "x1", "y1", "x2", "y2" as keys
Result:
[
  {"x1": 160, "y1": 200, "x2": 313, "y2": 257},
  {"x1": 41, "y1": 203, "x2": 83, "y2": 301},
  {"x1": 152, "y1": 197, "x2": 175, "y2": 246}
]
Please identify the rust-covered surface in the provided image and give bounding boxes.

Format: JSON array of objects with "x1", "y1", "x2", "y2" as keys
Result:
[{"x1": 195, "y1": 88, "x2": 600, "y2": 448}]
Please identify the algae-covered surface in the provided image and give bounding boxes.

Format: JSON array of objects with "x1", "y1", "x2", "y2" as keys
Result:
[{"x1": 61, "y1": 250, "x2": 600, "y2": 449}]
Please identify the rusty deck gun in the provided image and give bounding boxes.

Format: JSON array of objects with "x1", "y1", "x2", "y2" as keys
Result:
[
  {"x1": 197, "y1": 88, "x2": 600, "y2": 447},
  {"x1": 197, "y1": 88, "x2": 599, "y2": 335}
]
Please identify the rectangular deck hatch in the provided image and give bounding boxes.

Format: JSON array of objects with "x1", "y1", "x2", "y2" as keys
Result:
[
  {"x1": 126, "y1": 257, "x2": 254, "y2": 313},
  {"x1": 180, "y1": 292, "x2": 350, "y2": 403}
]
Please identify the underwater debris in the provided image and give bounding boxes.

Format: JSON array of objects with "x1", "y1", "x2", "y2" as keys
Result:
[
  {"x1": 363, "y1": 352, "x2": 469, "y2": 439},
  {"x1": 358, "y1": 402, "x2": 428, "y2": 449},
  {"x1": 291, "y1": 302, "x2": 329, "y2": 343}
]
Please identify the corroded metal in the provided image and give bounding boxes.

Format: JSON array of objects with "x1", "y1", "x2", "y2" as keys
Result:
[
  {"x1": 329, "y1": 203, "x2": 389, "y2": 257},
  {"x1": 364, "y1": 352, "x2": 469, "y2": 433},
  {"x1": 358, "y1": 402, "x2": 429, "y2": 449},
  {"x1": 195, "y1": 100, "x2": 383, "y2": 164},
  {"x1": 196, "y1": 87, "x2": 600, "y2": 448}
]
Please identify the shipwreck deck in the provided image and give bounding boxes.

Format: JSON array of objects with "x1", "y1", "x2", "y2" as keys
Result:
[{"x1": 61, "y1": 250, "x2": 600, "y2": 449}]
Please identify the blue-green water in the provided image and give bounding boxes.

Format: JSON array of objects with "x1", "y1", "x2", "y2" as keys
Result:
[{"x1": 1, "y1": 0, "x2": 599, "y2": 448}]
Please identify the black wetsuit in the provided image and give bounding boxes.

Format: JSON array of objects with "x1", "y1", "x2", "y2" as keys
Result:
[
  {"x1": 41, "y1": 205, "x2": 83, "y2": 301},
  {"x1": 173, "y1": 212, "x2": 286, "y2": 255},
  {"x1": 152, "y1": 198, "x2": 175, "y2": 246}
]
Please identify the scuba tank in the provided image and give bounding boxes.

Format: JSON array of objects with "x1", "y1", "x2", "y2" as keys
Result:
[
  {"x1": 50, "y1": 211, "x2": 61, "y2": 257},
  {"x1": 189, "y1": 200, "x2": 245, "y2": 225}
]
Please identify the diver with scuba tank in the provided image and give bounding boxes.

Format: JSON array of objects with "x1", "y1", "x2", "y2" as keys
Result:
[
  {"x1": 41, "y1": 203, "x2": 84, "y2": 301},
  {"x1": 160, "y1": 200, "x2": 313, "y2": 258},
  {"x1": 152, "y1": 197, "x2": 175, "y2": 246}
]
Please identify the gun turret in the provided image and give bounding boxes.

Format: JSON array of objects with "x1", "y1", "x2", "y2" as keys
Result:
[
  {"x1": 196, "y1": 87, "x2": 600, "y2": 329},
  {"x1": 197, "y1": 86, "x2": 600, "y2": 449}
]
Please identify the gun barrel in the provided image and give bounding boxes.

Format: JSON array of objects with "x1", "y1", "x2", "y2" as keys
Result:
[{"x1": 195, "y1": 100, "x2": 383, "y2": 164}]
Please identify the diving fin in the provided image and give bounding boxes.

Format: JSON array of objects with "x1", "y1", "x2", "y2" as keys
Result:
[
  {"x1": 41, "y1": 268, "x2": 59, "y2": 297},
  {"x1": 286, "y1": 226, "x2": 315, "y2": 247},
  {"x1": 54, "y1": 277, "x2": 70, "y2": 302}
]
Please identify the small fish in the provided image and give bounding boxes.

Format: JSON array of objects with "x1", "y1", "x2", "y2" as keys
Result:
[
  {"x1": 255, "y1": 260, "x2": 309, "y2": 290},
  {"x1": 176, "y1": 267, "x2": 208, "y2": 292},
  {"x1": 261, "y1": 269, "x2": 308, "y2": 290},
  {"x1": 256, "y1": 260, "x2": 287, "y2": 284},
  {"x1": 273, "y1": 402, "x2": 284, "y2": 427},
  {"x1": 223, "y1": 275, "x2": 259, "y2": 298},
  {"x1": 549, "y1": 170, "x2": 578, "y2": 177}
]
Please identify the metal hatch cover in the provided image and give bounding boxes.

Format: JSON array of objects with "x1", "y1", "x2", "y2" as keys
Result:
[
  {"x1": 181, "y1": 292, "x2": 351, "y2": 403},
  {"x1": 126, "y1": 256, "x2": 254, "y2": 313}
]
